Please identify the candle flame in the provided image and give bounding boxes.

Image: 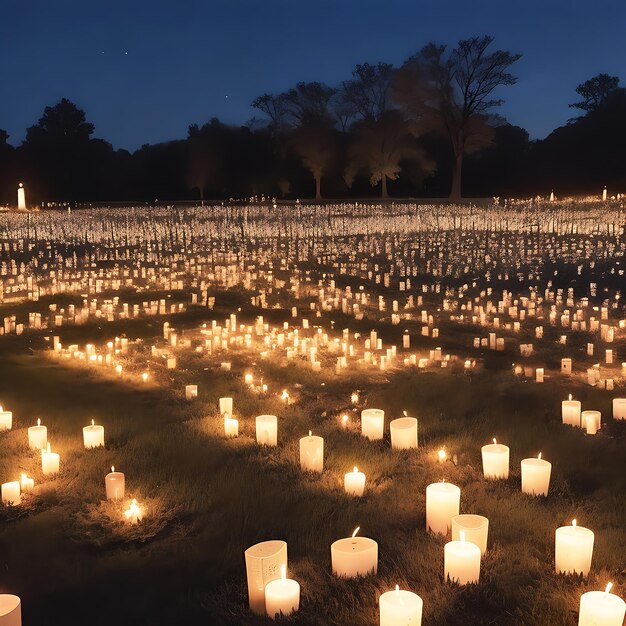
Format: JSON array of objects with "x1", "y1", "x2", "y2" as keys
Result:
[
  {"x1": 605, "y1": 582, "x2": 613, "y2": 594},
  {"x1": 91, "y1": 419, "x2": 95, "y2": 427},
  {"x1": 403, "y1": 410, "x2": 407, "y2": 417},
  {"x1": 37, "y1": 418, "x2": 41, "y2": 426},
  {"x1": 111, "y1": 466, "x2": 115, "y2": 473},
  {"x1": 280, "y1": 564, "x2": 286, "y2": 580},
  {"x1": 438, "y1": 449, "x2": 447, "y2": 462},
  {"x1": 568, "y1": 393, "x2": 572, "y2": 401},
  {"x1": 572, "y1": 519, "x2": 577, "y2": 527},
  {"x1": 538, "y1": 452, "x2": 542, "y2": 460},
  {"x1": 352, "y1": 526, "x2": 360, "y2": 538},
  {"x1": 309, "y1": 430, "x2": 312, "y2": 437},
  {"x1": 395, "y1": 584, "x2": 400, "y2": 592},
  {"x1": 493, "y1": 438, "x2": 497, "y2": 444},
  {"x1": 342, "y1": 414, "x2": 348, "y2": 423},
  {"x1": 353, "y1": 466, "x2": 358, "y2": 473}
]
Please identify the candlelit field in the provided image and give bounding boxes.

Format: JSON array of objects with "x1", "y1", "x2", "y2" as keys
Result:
[{"x1": 0, "y1": 201, "x2": 625, "y2": 625}]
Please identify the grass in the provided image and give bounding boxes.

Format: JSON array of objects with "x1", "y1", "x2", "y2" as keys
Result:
[{"x1": 0, "y1": 297, "x2": 624, "y2": 626}]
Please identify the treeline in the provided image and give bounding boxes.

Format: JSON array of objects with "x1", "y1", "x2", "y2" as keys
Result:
[{"x1": 1, "y1": 36, "x2": 625, "y2": 205}]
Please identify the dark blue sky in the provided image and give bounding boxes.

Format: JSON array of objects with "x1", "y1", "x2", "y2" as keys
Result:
[{"x1": 1, "y1": 0, "x2": 624, "y2": 151}]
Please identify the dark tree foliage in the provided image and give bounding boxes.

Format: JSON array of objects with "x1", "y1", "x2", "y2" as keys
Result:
[
  {"x1": 2, "y1": 61, "x2": 626, "y2": 205},
  {"x1": 569, "y1": 73, "x2": 620, "y2": 113},
  {"x1": 394, "y1": 36, "x2": 521, "y2": 199}
]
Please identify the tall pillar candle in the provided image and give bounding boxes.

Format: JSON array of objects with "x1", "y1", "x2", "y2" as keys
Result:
[
  {"x1": 41, "y1": 443, "x2": 60, "y2": 475},
  {"x1": 224, "y1": 413, "x2": 239, "y2": 438},
  {"x1": 390, "y1": 415, "x2": 418, "y2": 450},
  {"x1": 379, "y1": 585, "x2": 423, "y2": 626},
  {"x1": 361, "y1": 408, "x2": 385, "y2": 440},
  {"x1": 219, "y1": 397, "x2": 233, "y2": 416},
  {"x1": 521, "y1": 453, "x2": 552, "y2": 496},
  {"x1": 0, "y1": 408, "x2": 12, "y2": 431},
  {"x1": 613, "y1": 398, "x2": 626, "y2": 421},
  {"x1": 83, "y1": 419, "x2": 105, "y2": 449},
  {"x1": 562, "y1": 395, "x2": 582, "y2": 427},
  {"x1": 582, "y1": 410, "x2": 601, "y2": 435},
  {"x1": 331, "y1": 527, "x2": 378, "y2": 578},
  {"x1": 256, "y1": 415, "x2": 277, "y2": 446},
  {"x1": 244, "y1": 540, "x2": 287, "y2": 615},
  {"x1": 451, "y1": 514, "x2": 489, "y2": 555},
  {"x1": 481, "y1": 439, "x2": 509, "y2": 479},
  {"x1": 105, "y1": 466, "x2": 125, "y2": 500},
  {"x1": 426, "y1": 481, "x2": 461, "y2": 534},
  {"x1": 299, "y1": 431, "x2": 323, "y2": 473},
  {"x1": 444, "y1": 532, "x2": 481, "y2": 584},
  {"x1": 28, "y1": 419, "x2": 47, "y2": 450},
  {"x1": 555, "y1": 519, "x2": 594, "y2": 576}
]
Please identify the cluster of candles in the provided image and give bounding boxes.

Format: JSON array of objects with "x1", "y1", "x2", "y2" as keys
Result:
[
  {"x1": 1, "y1": 412, "x2": 141, "y2": 525},
  {"x1": 562, "y1": 395, "x2": 626, "y2": 434}
]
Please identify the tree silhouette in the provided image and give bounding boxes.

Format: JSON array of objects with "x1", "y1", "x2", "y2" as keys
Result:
[
  {"x1": 395, "y1": 36, "x2": 520, "y2": 199},
  {"x1": 569, "y1": 73, "x2": 620, "y2": 113},
  {"x1": 25, "y1": 98, "x2": 95, "y2": 144},
  {"x1": 341, "y1": 62, "x2": 395, "y2": 124},
  {"x1": 346, "y1": 110, "x2": 433, "y2": 198}
]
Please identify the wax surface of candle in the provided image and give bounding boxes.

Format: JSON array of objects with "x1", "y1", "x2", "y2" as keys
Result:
[
  {"x1": 379, "y1": 586, "x2": 423, "y2": 626},
  {"x1": 555, "y1": 521, "x2": 594, "y2": 576}
]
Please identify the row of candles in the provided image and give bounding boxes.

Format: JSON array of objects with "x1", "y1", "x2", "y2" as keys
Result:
[{"x1": 0, "y1": 411, "x2": 139, "y2": 525}]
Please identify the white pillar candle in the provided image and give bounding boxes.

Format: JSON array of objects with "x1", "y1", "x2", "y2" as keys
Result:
[
  {"x1": 379, "y1": 585, "x2": 423, "y2": 626},
  {"x1": 582, "y1": 410, "x2": 601, "y2": 435},
  {"x1": 83, "y1": 419, "x2": 105, "y2": 449},
  {"x1": 521, "y1": 453, "x2": 551, "y2": 496},
  {"x1": 224, "y1": 413, "x2": 239, "y2": 438},
  {"x1": 264, "y1": 564, "x2": 300, "y2": 619},
  {"x1": 244, "y1": 540, "x2": 287, "y2": 615},
  {"x1": 451, "y1": 514, "x2": 489, "y2": 555},
  {"x1": 331, "y1": 527, "x2": 378, "y2": 578},
  {"x1": 444, "y1": 531, "x2": 481, "y2": 584},
  {"x1": 361, "y1": 408, "x2": 385, "y2": 440},
  {"x1": 256, "y1": 415, "x2": 278, "y2": 446},
  {"x1": 390, "y1": 415, "x2": 418, "y2": 450},
  {"x1": 535, "y1": 368, "x2": 544, "y2": 383},
  {"x1": 0, "y1": 594, "x2": 22, "y2": 626},
  {"x1": 481, "y1": 438, "x2": 509, "y2": 479},
  {"x1": 426, "y1": 481, "x2": 460, "y2": 534},
  {"x1": 555, "y1": 519, "x2": 594, "y2": 576},
  {"x1": 344, "y1": 466, "x2": 366, "y2": 496},
  {"x1": 219, "y1": 397, "x2": 233, "y2": 416},
  {"x1": 299, "y1": 431, "x2": 323, "y2": 472},
  {"x1": 1, "y1": 481, "x2": 21, "y2": 506},
  {"x1": 579, "y1": 583, "x2": 625, "y2": 626},
  {"x1": 0, "y1": 408, "x2": 12, "y2": 431},
  {"x1": 185, "y1": 385, "x2": 198, "y2": 400},
  {"x1": 105, "y1": 466, "x2": 125, "y2": 500},
  {"x1": 28, "y1": 418, "x2": 47, "y2": 450},
  {"x1": 41, "y1": 442, "x2": 60, "y2": 475},
  {"x1": 612, "y1": 398, "x2": 626, "y2": 421},
  {"x1": 562, "y1": 395, "x2": 582, "y2": 427}
]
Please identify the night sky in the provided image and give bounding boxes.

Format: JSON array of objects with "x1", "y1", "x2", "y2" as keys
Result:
[{"x1": 2, "y1": 0, "x2": 624, "y2": 151}]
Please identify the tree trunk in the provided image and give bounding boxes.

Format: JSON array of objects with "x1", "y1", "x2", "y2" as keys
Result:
[
  {"x1": 315, "y1": 175, "x2": 322, "y2": 200},
  {"x1": 449, "y1": 129, "x2": 464, "y2": 201},
  {"x1": 381, "y1": 175, "x2": 388, "y2": 199}
]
